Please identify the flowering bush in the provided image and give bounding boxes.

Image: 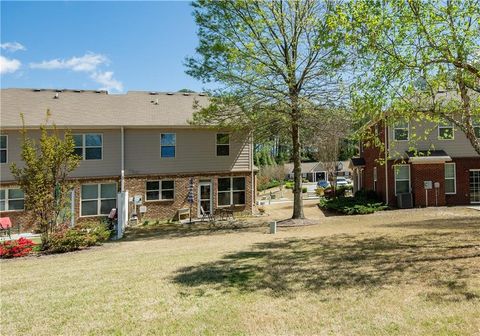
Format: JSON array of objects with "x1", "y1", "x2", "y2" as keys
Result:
[{"x1": 0, "y1": 237, "x2": 36, "y2": 258}]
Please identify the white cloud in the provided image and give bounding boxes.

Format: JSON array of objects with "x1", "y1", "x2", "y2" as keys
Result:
[
  {"x1": 91, "y1": 71, "x2": 123, "y2": 92},
  {"x1": 0, "y1": 55, "x2": 21, "y2": 74},
  {"x1": 0, "y1": 42, "x2": 26, "y2": 52},
  {"x1": 30, "y1": 53, "x2": 108, "y2": 72}
]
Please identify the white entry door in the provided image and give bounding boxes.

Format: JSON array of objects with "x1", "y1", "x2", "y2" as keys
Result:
[
  {"x1": 198, "y1": 181, "x2": 213, "y2": 216},
  {"x1": 470, "y1": 170, "x2": 480, "y2": 204}
]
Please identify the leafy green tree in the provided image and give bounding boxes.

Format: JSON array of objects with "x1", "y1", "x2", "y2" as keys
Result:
[
  {"x1": 10, "y1": 113, "x2": 80, "y2": 248},
  {"x1": 187, "y1": 0, "x2": 345, "y2": 219},
  {"x1": 335, "y1": 0, "x2": 480, "y2": 154}
]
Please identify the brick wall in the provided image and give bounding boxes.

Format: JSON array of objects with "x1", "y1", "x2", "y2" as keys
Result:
[
  {"x1": 2, "y1": 172, "x2": 255, "y2": 231},
  {"x1": 410, "y1": 163, "x2": 446, "y2": 207},
  {"x1": 446, "y1": 157, "x2": 480, "y2": 205}
]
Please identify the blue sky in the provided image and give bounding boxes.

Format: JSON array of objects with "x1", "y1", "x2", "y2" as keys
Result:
[{"x1": 1, "y1": 1, "x2": 208, "y2": 93}]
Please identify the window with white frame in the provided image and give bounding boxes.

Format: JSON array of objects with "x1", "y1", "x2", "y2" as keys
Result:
[
  {"x1": 146, "y1": 180, "x2": 175, "y2": 201},
  {"x1": 474, "y1": 119, "x2": 480, "y2": 138},
  {"x1": 373, "y1": 167, "x2": 377, "y2": 191},
  {"x1": 445, "y1": 163, "x2": 456, "y2": 194},
  {"x1": 438, "y1": 121, "x2": 454, "y2": 140},
  {"x1": 160, "y1": 133, "x2": 176, "y2": 158},
  {"x1": 73, "y1": 134, "x2": 102, "y2": 160},
  {"x1": 216, "y1": 133, "x2": 230, "y2": 156},
  {"x1": 0, "y1": 135, "x2": 7, "y2": 164},
  {"x1": 0, "y1": 188, "x2": 25, "y2": 211},
  {"x1": 393, "y1": 121, "x2": 409, "y2": 141},
  {"x1": 217, "y1": 177, "x2": 245, "y2": 206},
  {"x1": 81, "y1": 183, "x2": 116, "y2": 216},
  {"x1": 394, "y1": 165, "x2": 410, "y2": 195}
]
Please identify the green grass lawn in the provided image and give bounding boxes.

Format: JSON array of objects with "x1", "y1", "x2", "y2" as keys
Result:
[{"x1": 1, "y1": 207, "x2": 479, "y2": 335}]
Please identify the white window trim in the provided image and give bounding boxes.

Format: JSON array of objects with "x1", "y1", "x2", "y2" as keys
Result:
[
  {"x1": 393, "y1": 121, "x2": 409, "y2": 141},
  {"x1": 0, "y1": 134, "x2": 7, "y2": 164},
  {"x1": 216, "y1": 133, "x2": 230, "y2": 157},
  {"x1": 160, "y1": 133, "x2": 176, "y2": 158},
  {"x1": 217, "y1": 177, "x2": 246, "y2": 207},
  {"x1": 145, "y1": 180, "x2": 175, "y2": 202},
  {"x1": 73, "y1": 133, "x2": 103, "y2": 161},
  {"x1": 80, "y1": 183, "x2": 117, "y2": 217},
  {"x1": 394, "y1": 164, "x2": 411, "y2": 196},
  {"x1": 445, "y1": 162, "x2": 457, "y2": 194},
  {"x1": 438, "y1": 122, "x2": 455, "y2": 140},
  {"x1": 0, "y1": 187, "x2": 25, "y2": 212}
]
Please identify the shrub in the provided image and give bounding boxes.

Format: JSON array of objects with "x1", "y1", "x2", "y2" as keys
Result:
[
  {"x1": 319, "y1": 196, "x2": 388, "y2": 215},
  {"x1": 46, "y1": 222, "x2": 111, "y2": 253},
  {"x1": 0, "y1": 237, "x2": 36, "y2": 258},
  {"x1": 257, "y1": 180, "x2": 281, "y2": 191},
  {"x1": 285, "y1": 181, "x2": 294, "y2": 189},
  {"x1": 302, "y1": 187, "x2": 307, "y2": 193}
]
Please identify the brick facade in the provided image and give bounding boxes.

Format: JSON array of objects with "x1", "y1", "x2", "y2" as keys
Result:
[{"x1": 1, "y1": 172, "x2": 255, "y2": 231}]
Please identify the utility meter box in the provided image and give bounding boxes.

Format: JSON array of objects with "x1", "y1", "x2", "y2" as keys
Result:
[
  {"x1": 424, "y1": 181, "x2": 433, "y2": 190},
  {"x1": 434, "y1": 182, "x2": 440, "y2": 189},
  {"x1": 133, "y1": 195, "x2": 143, "y2": 205}
]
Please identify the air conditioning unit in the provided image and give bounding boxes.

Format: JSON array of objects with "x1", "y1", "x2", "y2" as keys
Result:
[{"x1": 397, "y1": 193, "x2": 413, "y2": 209}]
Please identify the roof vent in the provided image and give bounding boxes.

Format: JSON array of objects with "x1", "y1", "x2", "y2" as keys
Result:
[
  {"x1": 198, "y1": 92, "x2": 206, "y2": 96},
  {"x1": 56, "y1": 89, "x2": 63, "y2": 93},
  {"x1": 53, "y1": 93, "x2": 59, "y2": 99},
  {"x1": 74, "y1": 90, "x2": 82, "y2": 93},
  {"x1": 154, "y1": 99, "x2": 159, "y2": 105},
  {"x1": 95, "y1": 90, "x2": 102, "y2": 93},
  {"x1": 33, "y1": 89, "x2": 42, "y2": 92},
  {"x1": 182, "y1": 92, "x2": 190, "y2": 96},
  {"x1": 166, "y1": 92, "x2": 174, "y2": 95},
  {"x1": 150, "y1": 92, "x2": 158, "y2": 95}
]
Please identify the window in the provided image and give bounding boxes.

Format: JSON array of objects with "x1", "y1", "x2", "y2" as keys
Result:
[
  {"x1": 218, "y1": 177, "x2": 245, "y2": 206},
  {"x1": 146, "y1": 180, "x2": 175, "y2": 201},
  {"x1": 394, "y1": 165, "x2": 410, "y2": 195},
  {"x1": 438, "y1": 121, "x2": 454, "y2": 140},
  {"x1": 393, "y1": 121, "x2": 409, "y2": 141},
  {"x1": 216, "y1": 133, "x2": 230, "y2": 156},
  {"x1": 81, "y1": 183, "x2": 116, "y2": 216},
  {"x1": 445, "y1": 163, "x2": 456, "y2": 194},
  {"x1": 373, "y1": 167, "x2": 377, "y2": 191},
  {"x1": 160, "y1": 133, "x2": 176, "y2": 158},
  {"x1": 474, "y1": 119, "x2": 480, "y2": 138},
  {"x1": 0, "y1": 188, "x2": 25, "y2": 211},
  {"x1": 73, "y1": 134, "x2": 102, "y2": 160},
  {"x1": 0, "y1": 135, "x2": 6, "y2": 164}
]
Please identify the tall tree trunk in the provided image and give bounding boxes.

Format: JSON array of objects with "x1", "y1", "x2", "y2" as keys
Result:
[{"x1": 291, "y1": 112, "x2": 304, "y2": 219}]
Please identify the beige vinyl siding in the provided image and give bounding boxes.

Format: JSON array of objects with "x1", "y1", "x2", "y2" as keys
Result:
[
  {"x1": 388, "y1": 120, "x2": 479, "y2": 158},
  {"x1": 124, "y1": 129, "x2": 251, "y2": 175},
  {"x1": 0, "y1": 129, "x2": 121, "y2": 182}
]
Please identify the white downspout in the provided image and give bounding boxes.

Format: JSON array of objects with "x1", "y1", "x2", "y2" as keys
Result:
[
  {"x1": 121, "y1": 126, "x2": 125, "y2": 192},
  {"x1": 384, "y1": 120, "x2": 389, "y2": 205}
]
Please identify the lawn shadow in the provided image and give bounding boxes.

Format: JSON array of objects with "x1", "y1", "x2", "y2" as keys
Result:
[
  {"x1": 377, "y1": 216, "x2": 480, "y2": 230},
  {"x1": 172, "y1": 217, "x2": 480, "y2": 300}
]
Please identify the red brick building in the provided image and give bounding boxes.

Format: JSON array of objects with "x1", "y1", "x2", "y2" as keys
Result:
[{"x1": 350, "y1": 120, "x2": 480, "y2": 207}]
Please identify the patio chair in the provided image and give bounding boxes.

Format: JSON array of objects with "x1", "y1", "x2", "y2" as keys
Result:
[
  {"x1": 0, "y1": 217, "x2": 12, "y2": 239},
  {"x1": 200, "y1": 206, "x2": 215, "y2": 222}
]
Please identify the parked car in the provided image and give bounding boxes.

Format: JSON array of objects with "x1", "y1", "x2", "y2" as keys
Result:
[
  {"x1": 317, "y1": 180, "x2": 331, "y2": 189},
  {"x1": 335, "y1": 177, "x2": 349, "y2": 187}
]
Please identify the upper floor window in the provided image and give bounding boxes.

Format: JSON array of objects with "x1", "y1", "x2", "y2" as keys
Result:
[
  {"x1": 0, "y1": 188, "x2": 25, "y2": 211},
  {"x1": 445, "y1": 163, "x2": 456, "y2": 194},
  {"x1": 216, "y1": 133, "x2": 230, "y2": 156},
  {"x1": 393, "y1": 121, "x2": 409, "y2": 141},
  {"x1": 160, "y1": 133, "x2": 176, "y2": 158},
  {"x1": 394, "y1": 165, "x2": 410, "y2": 195},
  {"x1": 438, "y1": 121, "x2": 454, "y2": 140},
  {"x1": 474, "y1": 119, "x2": 480, "y2": 138},
  {"x1": 73, "y1": 134, "x2": 102, "y2": 160},
  {"x1": 0, "y1": 135, "x2": 7, "y2": 164},
  {"x1": 81, "y1": 183, "x2": 117, "y2": 217},
  {"x1": 146, "y1": 180, "x2": 175, "y2": 201},
  {"x1": 218, "y1": 177, "x2": 245, "y2": 206}
]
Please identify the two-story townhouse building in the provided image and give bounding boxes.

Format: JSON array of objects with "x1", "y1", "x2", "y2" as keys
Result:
[
  {"x1": 0, "y1": 89, "x2": 256, "y2": 230},
  {"x1": 350, "y1": 118, "x2": 480, "y2": 207}
]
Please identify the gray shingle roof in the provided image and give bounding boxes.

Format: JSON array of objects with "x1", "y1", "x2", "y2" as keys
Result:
[{"x1": 0, "y1": 88, "x2": 210, "y2": 128}]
